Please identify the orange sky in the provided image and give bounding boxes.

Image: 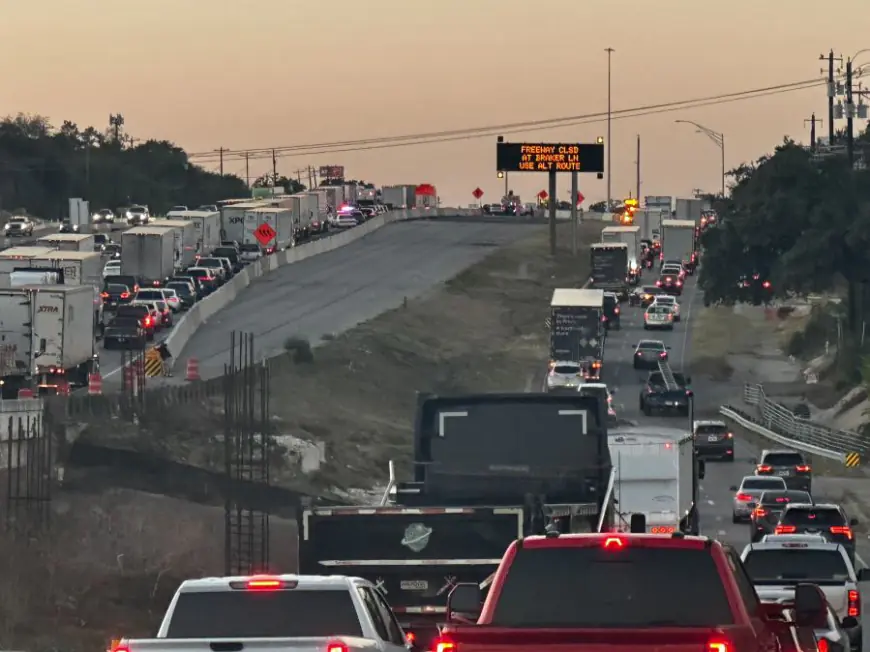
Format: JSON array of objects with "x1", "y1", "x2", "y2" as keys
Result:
[{"x1": 3, "y1": 0, "x2": 869, "y2": 206}]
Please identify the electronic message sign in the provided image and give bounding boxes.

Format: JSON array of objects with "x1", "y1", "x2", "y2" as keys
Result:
[{"x1": 497, "y1": 142, "x2": 605, "y2": 173}]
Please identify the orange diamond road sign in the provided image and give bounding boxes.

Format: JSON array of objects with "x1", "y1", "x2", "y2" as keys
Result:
[
  {"x1": 537, "y1": 190, "x2": 548, "y2": 200},
  {"x1": 254, "y1": 223, "x2": 276, "y2": 246},
  {"x1": 576, "y1": 191, "x2": 585, "y2": 204},
  {"x1": 472, "y1": 187, "x2": 484, "y2": 199}
]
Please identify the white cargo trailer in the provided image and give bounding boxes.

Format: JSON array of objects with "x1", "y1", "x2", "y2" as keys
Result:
[
  {"x1": 166, "y1": 210, "x2": 221, "y2": 253},
  {"x1": 28, "y1": 251, "x2": 102, "y2": 286},
  {"x1": 148, "y1": 220, "x2": 198, "y2": 270},
  {"x1": 121, "y1": 227, "x2": 176, "y2": 284},
  {"x1": 0, "y1": 247, "x2": 58, "y2": 273},
  {"x1": 243, "y1": 208, "x2": 294, "y2": 252},
  {"x1": 601, "y1": 226, "x2": 640, "y2": 267},
  {"x1": 295, "y1": 193, "x2": 316, "y2": 237},
  {"x1": 36, "y1": 233, "x2": 95, "y2": 252},
  {"x1": 219, "y1": 201, "x2": 270, "y2": 243},
  {"x1": 609, "y1": 427, "x2": 697, "y2": 534},
  {"x1": 675, "y1": 197, "x2": 703, "y2": 223},
  {"x1": 661, "y1": 219, "x2": 697, "y2": 266}
]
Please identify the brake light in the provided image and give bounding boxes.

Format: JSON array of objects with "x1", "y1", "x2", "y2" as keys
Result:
[
  {"x1": 848, "y1": 589, "x2": 860, "y2": 617},
  {"x1": 659, "y1": 351, "x2": 667, "y2": 358},
  {"x1": 726, "y1": 432, "x2": 733, "y2": 438},
  {"x1": 708, "y1": 639, "x2": 732, "y2": 652},
  {"x1": 762, "y1": 280, "x2": 771, "y2": 289},
  {"x1": 796, "y1": 465, "x2": 810, "y2": 472},
  {"x1": 830, "y1": 525, "x2": 853, "y2": 540},
  {"x1": 121, "y1": 292, "x2": 130, "y2": 299},
  {"x1": 666, "y1": 277, "x2": 672, "y2": 282},
  {"x1": 434, "y1": 638, "x2": 456, "y2": 652},
  {"x1": 736, "y1": 493, "x2": 752, "y2": 502},
  {"x1": 775, "y1": 497, "x2": 789, "y2": 503},
  {"x1": 603, "y1": 536, "x2": 624, "y2": 549},
  {"x1": 112, "y1": 646, "x2": 130, "y2": 652},
  {"x1": 327, "y1": 642, "x2": 348, "y2": 652},
  {"x1": 649, "y1": 526, "x2": 675, "y2": 534},
  {"x1": 101, "y1": 291, "x2": 110, "y2": 299},
  {"x1": 753, "y1": 507, "x2": 768, "y2": 517},
  {"x1": 614, "y1": 307, "x2": 620, "y2": 314},
  {"x1": 247, "y1": 577, "x2": 282, "y2": 590},
  {"x1": 676, "y1": 280, "x2": 682, "y2": 286},
  {"x1": 655, "y1": 280, "x2": 661, "y2": 286},
  {"x1": 775, "y1": 525, "x2": 797, "y2": 534},
  {"x1": 143, "y1": 317, "x2": 153, "y2": 326},
  {"x1": 406, "y1": 633, "x2": 416, "y2": 645},
  {"x1": 757, "y1": 465, "x2": 773, "y2": 472},
  {"x1": 153, "y1": 280, "x2": 160, "y2": 286}
]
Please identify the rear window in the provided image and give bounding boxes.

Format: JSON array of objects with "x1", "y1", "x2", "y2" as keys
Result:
[
  {"x1": 136, "y1": 290, "x2": 161, "y2": 299},
  {"x1": 695, "y1": 424, "x2": 727, "y2": 435},
  {"x1": 165, "y1": 589, "x2": 363, "y2": 638},
  {"x1": 167, "y1": 283, "x2": 191, "y2": 294},
  {"x1": 741, "y1": 478, "x2": 786, "y2": 490},
  {"x1": 491, "y1": 546, "x2": 733, "y2": 627},
  {"x1": 760, "y1": 491, "x2": 811, "y2": 505},
  {"x1": 553, "y1": 365, "x2": 581, "y2": 374},
  {"x1": 107, "y1": 284, "x2": 128, "y2": 293},
  {"x1": 780, "y1": 508, "x2": 845, "y2": 527},
  {"x1": 240, "y1": 244, "x2": 260, "y2": 252},
  {"x1": 762, "y1": 452, "x2": 805, "y2": 466},
  {"x1": 603, "y1": 295, "x2": 617, "y2": 308},
  {"x1": 213, "y1": 248, "x2": 238, "y2": 259},
  {"x1": 744, "y1": 549, "x2": 850, "y2": 582}
]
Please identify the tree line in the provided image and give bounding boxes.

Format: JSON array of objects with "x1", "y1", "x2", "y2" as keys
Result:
[
  {"x1": 0, "y1": 113, "x2": 253, "y2": 218},
  {"x1": 699, "y1": 125, "x2": 870, "y2": 372}
]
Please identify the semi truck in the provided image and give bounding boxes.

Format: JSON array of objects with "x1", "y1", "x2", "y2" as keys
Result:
[
  {"x1": 304, "y1": 189, "x2": 330, "y2": 234},
  {"x1": 381, "y1": 184, "x2": 416, "y2": 209},
  {"x1": 415, "y1": 187, "x2": 438, "y2": 209},
  {"x1": 36, "y1": 233, "x2": 95, "y2": 252},
  {"x1": 121, "y1": 227, "x2": 176, "y2": 285},
  {"x1": 661, "y1": 219, "x2": 698, "y2": 272},
  {"x1": 300, "y1": 391, "x2": 612, "y2": 649},
  {"x1": 550, "y1": 288, "x2": 605, "y2": 379},
  {"x1": 589, "y1": 242, "x2": 629, "y2": 298},
  {"x1": 218, "y1": 201, "x2": 270, "y2": 244},
  {"x1": 151, "y1": 219, "x2": 198, "y2": 269},
  {"x1": 242, "y1": 207, "x2": 294, "y2": 251},
  {"x1": 166, "y1": 209, "x2": 221, "y2": 253},
  {"x1": 675, "y1": 197, "x2": 703, "y2": 223},
  {"x1": 601, "y1": 226, "x2": 641, "y2": 281},
  {"x1": 0, "y1": 284, "x2": 97, "y2": 397},
  {"x1": 0, "y1": 247, "x2": 57, "y2": 273},
  {"x1": 608, "y1": 426, "x2": 701, "y2": 535},
  {"x1": 28, "y1": 251, "x2": 102, "y2": 286}
]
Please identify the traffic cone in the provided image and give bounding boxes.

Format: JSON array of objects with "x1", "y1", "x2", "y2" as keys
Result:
[
  {"x1": 88, "y1": 373, "x2": 103, "y2": 395},
  {"x1": 17, "y1": 388, "x2": 34, "y2": 399},
  {"x1": 185, "y1": 357, "x2": 200, "y2": 381}
]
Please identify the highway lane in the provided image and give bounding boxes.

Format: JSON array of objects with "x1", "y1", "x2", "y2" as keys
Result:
[
  {"x1": 180, "y1": 220, "x2": 540, "y2": 380},
  {"x1": 601, "y1": 271, "x2": 870, "y2": 645}
]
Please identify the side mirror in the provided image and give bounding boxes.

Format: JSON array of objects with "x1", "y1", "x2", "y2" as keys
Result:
[
  {"x1": 841, "y1": 615, "x2": 860, "y2": 629},
  {"x1": 698, "y1": 460, "x2": 706, "y2": 480},
  {"x1": 793, "y1": 583, "x2": 828, "y2": 628},
  {"x1": 850, "y1": 518, "x2": 859, "y2": 526},
  {"x1": 857, "y1": 569, "x2": 869, "y2": 582},
  {"x1": 666, "y1": 346, "x2": 672, "y2": 350},
  {"x1": 447, "y1": 583, "x2": 482, "y2": 622},
  {"x1": 729, "y1": 485, "x2": 738, "y2": 492}
]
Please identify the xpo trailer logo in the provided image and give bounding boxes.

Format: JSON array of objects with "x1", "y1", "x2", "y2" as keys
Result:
[
  {"x1": 37, "y1": 305, "x2": 59, "y2": 313},
  {"x1": 228, "y1": 216, "x2": 244, "y2": 224}
]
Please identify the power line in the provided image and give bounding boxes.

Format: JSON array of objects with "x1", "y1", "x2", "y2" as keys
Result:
[{"x1": 189, "y1": 76, "x2": 831, "y2": 162}]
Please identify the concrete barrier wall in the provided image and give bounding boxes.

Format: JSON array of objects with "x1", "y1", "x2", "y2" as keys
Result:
[{"x1": 163, "y1": 207, "x2": 477, "y2": 368}]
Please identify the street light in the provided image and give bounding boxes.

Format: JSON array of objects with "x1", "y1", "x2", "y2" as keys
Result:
[
  {"x1": 497, "y1": 170, "x2": 507, "y2": 196},
  {"x1": 605, "y1": 47, "x2": 615, "y2": 209},
  {"x1": 675, "y1": 120, "x2": 725, "y2": 198}
]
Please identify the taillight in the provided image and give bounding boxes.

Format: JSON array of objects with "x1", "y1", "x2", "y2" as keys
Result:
[
  {"x1": 327, "y1": 642, "x2": 348, "y2": 652},
  {"x1": 775, "y1": 525, "x2": 797, "y2": 534},
  {"x1": 614, "y1": 307, "x2": 620, "y2": 314},
  {"x1": 603, "y1": 536, "x2": 625, "y2": 549},
  {"x1": 434, "y1": 638, "x2": 456, "y2": 652},
  {"x1": 247, "y1": 577, "x2": 282, "y2": 590},
  {"x1": 708, "y1": 639, "x2": 732, "y2": 652},
  {"x1": 121, "y1": 292, "x2": 130, "y2": 299},
  {"x1": 655, "y1": 280, "x2": 661, "y2": 286},
  {"x1": 100, "y1": 292, "x2": 108, "y2": 298},
  {"x1": 848, "y1": 589, "x2": 860, "y2": 617},
  {"x1": 796, "y1": 465, "x2": 810, "y2": 472},
  {"x1": 112, "y1": 646, "x2": 131, "y2": 652},
  {"x1": 830, "y1": 525, "x2": 853, "y2": 540},
  {"x1": 753, "y1": 507, "x2": 768, "y2": 517},
  {"x1": 659, "y1": 351, "x2": 667, "y2": 358},
  {"x1": 406, "y1": 633, "x2": 416, "y2": 645},
  {"x1": 676, "y1": 280, "x2": 682, "y2": 286},
  {"x1": 757, "y1": 464, "x2": 773, "y2": 473},
  {"x1": 143, "y1": 317, "x2": 152, "y2": 326},
  {"x1": 736, "y1": 493, "x2": 752, "y2": 501},
  {"x1": 726, "y1": 432, "x2": 734, "y2": 439},
  {"x1": 762, "y1": 280, "x2": 771, "y2": 289}
]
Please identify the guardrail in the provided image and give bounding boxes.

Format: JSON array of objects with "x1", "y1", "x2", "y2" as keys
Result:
[{"x1": 719, "y1": 382, "x2": 867, "y2": 465}]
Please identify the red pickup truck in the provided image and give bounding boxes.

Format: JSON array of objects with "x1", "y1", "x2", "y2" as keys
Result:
[{"x1": 437, "y1": 533, "x2": 826, "y2": 652}]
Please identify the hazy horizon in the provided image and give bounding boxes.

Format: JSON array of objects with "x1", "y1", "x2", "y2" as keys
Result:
[{"x1": 3, "y1": 0, "x2": 869, "y2": 206}]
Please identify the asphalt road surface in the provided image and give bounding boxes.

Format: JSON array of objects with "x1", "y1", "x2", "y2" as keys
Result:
[
  {"x1": 601, "y1": 272, "x2": 870, "y2": 642},
  {"x1": 179, "y1": 219, "x2": 539, "y2": 380}
]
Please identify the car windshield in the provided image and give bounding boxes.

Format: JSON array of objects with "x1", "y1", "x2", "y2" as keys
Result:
[
  {"x1": 10, "y1": 217, "x2": 26, "y2": 223},
  {"x1": 780, "y1": 508, "x2": 845, "y2": 527},
  {"x1": 165, "y1": 589, "x2": 363, "y2": 638},
  {"x1": 762, "y1": 452, "x2": 805, "y2": 466},
  {"x1": 489, "y1": 546, "x2": 733, "y2": 628},
  {"x1": 743, "y1": 549, "x2": 850, "y2": 582},
  {"x1": 638, "y1": 341, "x2": 665, "y2": 351},
  {"x1": 695, "y1": 424, "x2": 727, "y2": 435},
  {"x1": 553, "y1": 364, "x2": 581, "y2": 374},
  {"x1": 760, "y1": 491, "x2": 812, "y2": 506},
  {"x1": 167, "y1": 283, "x2": 191, "y2": 295},
  {"x1": 741, "y1": 478, "x2": 787, "y2": 490},
  {"x1": 648, "y1": 306, "x2": 671, "y2": 314},
  {"x1": 130, "y1": 207, "x2": 145, "y2": 213}
]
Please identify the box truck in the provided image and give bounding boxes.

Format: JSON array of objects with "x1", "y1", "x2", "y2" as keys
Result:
[
  {"x1": 675, "y1": 197, "x2": 703, "y2": 224},
  {"x1": 151, "y1": 219, "x2": 198, "y2": 269},
  {"x1": 549, "y1": 288, "x2": 605, "y2": 380},
  {"x1": 166, "y1": 210, "x2": 221, "y2": 253},
  {"x1": 661, "y1": 219, "x2": 698, "y2": 272},
  {"x1": 0, "y1": 247, "x2": 58, "y2": 273},
  {"x1": 28, "y1": 251, "x2": 102, "y2": 286},
  {"x1": 121, "y1": 227, "x2": 176, "y2": 285},
  {"x1": 381, "y1": 185, "x2": 416, "y2": 209},
  {"x1": 243, "y1": 208, "x2": 294, "y2": 252},
  {"x1": 589, "y1": 242, "x2": 630, "y2": 298},
  {"x1": 305, "y1": 189, "x2": 331, "y2": 234},
  {"x1": 0, "y1": 285, "x2": 97, "y2": 396},
  {"x1": 219, "y1": 201, "x2": 270, "y2": 243},
  {"x1": 36, "y1": 233, "x2": 95, "y2": 252}
]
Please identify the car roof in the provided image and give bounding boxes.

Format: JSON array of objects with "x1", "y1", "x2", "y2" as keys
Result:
[
  {"x1": 742, "y1": 539, "x2": 846, "y2": 553},
  {"x1": 694, "y1": 420, "x2": 726, "y2": 427},
  {"x1": 761, "y1": 448, "x2": 803, "y2": 457},
  {"x1": 740, "y1": 475, "x2": 786, "y2": 484},
  {"x1": 637, "y1": 340, "x2": 665, "y2": 347},
  {"x1": 782, "y1": 502, "x2": 839, "y2": 510},
  {"x1": 760, "y1": 533, "x2": 828, "y2": 543}
]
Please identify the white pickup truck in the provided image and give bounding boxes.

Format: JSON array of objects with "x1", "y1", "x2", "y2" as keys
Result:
[{"x1": 114, "y1": 575, "x2": 412, "y2": 652}]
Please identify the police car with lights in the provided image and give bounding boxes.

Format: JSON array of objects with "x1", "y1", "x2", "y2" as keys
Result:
[
  {"x1": 112, "y1": 574, "x2": 412, "y2": 652},
  {"x1": 741, "y1": 538, "x2": 864, "y2": 649}
]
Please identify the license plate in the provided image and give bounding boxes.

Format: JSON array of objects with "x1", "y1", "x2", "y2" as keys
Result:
[
  {"x1": 777, "y1": 470, "x2": 789, "y2": 476},
  {"x1": 707, "y1": 435, "x2": 719, "y2": 441},
  {"x1": 400, "y1": 580, "x2": 428, "y2": 591}
]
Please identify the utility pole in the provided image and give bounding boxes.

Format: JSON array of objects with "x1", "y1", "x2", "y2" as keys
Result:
[
  {"x1": 271, "y1": 149, "x2": 278, "y2": 197},
  {"x1": 570, "y1": 171, "x2": 578, "y2": 256},
  {"x1": 605, "y1": 47, "x2": 615, "y2": 210},
  {"x1": 804, "y1": 114, "x2": 822, "y2": 151},
  {"x1": 245, "y1": 152, "x2": 250, "y2": 187},
  {"x1": 635, "y1": 135, "x2": 641, "y2": 201},
  {"x1": 218, "y1": 148, "x2": 225, "y2": 175},
  {"x1": 826, "y1": 50, "x2": 835, "y2": 143},
  {"x1": 846, "y1": 59, "x2": 854, "y2": 167}
]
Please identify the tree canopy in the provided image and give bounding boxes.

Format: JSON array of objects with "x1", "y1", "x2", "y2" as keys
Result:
[
  {"x1": 699, "y1": 125, "x2": 870, "y2": 334},
  {"x1": 0, "y1": 113, "x2": 251, "y2": 218}
]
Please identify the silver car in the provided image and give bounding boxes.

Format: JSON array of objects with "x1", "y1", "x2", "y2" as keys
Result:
[
  {"x1": 546, "y1": 361, "x2": 584, "y2": 391},
  {"x1": 730, "y1": 475, "x2": 787, "y2": 522}
]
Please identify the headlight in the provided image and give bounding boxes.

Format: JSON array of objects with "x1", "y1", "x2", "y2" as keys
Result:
[{"x1": 126, "y1": 211, "x2": 133, "y2": 218}]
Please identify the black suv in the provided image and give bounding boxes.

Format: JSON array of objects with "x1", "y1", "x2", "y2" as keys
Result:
[
  {"x1": 749, "y1": 489, "x2": 812, "y2": 542},
  {"x1": 656, "y1": 273, "x2": 683, "y2": 296},
  {"x1": 602, "y1": 292, "x2": 620, "y2": 330},
  {"x1": 775, "y1": 503, "x2": 858, "y2": 561},
  {"x1": 755, "y1": 449, "x2": 812, "y2": 493},
  {"x1": 639, "y1": 370, "x2": 692, "y2": 416},
  {"x1": 693, "y1": 420, "x2": 733, "y2": 461}
]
